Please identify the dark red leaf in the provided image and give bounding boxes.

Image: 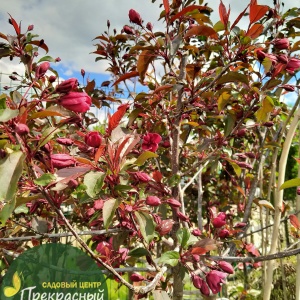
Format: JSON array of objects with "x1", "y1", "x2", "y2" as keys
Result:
[
  {"x1": 246, "y1": 24, "x2": 264, "y2": 39},
  {"x1": 185, "y1": 25, "x2": 218, "y2": 40},
  {"x1": 107, "y1": 103, "x2": 130, "y2": 134},
  {"x1": 170, "y1": 5, "x2": 212, "y2": 23},
  {"x1": 219, "y1": 1, "x2": 230, "y2": 27},
  {"x1": 28, "y1": 40, "x2": 49, "y2": 53},
  {"x1": 230, "y1": 5, "x2": 249, "y2": 31},
  {"x1": 249, "y1": 4, "x2": 269, "y2": 24},
  {"x1": 112, "y1": 71, "x2": 139, "y2": 86},
  {"x1": 94, "y1": 145, "x2": 106, "y2": 163},
  {"x1": 163, "y1": 0, "x2": 170, "y2": 15},
  {"x1": 8, "y1": 14, "x2": 20, "y2": 35},
  {"x1": 289, "y1": 214, "x2": 300, "y2": 229}
]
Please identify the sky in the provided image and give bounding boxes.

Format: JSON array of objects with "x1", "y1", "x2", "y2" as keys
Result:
[{"x1": 0, "y1": 0, "x2": 298, "y2": 103}]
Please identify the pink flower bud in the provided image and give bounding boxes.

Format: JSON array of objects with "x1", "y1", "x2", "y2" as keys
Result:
[
  {"x1": 85, "y1": 131, "x2": 102, "y2": 148},
  {"x1": 155, "y1": 219, "x2": 174, "y2": 235},
  {"x1": 51, "y1": 153, "x2": 75, "y2": 169},
  {"x1": 35, "y1": 62, "x2": 50, "y2": 79},
  {"x1": 166, "y1": 198, "x2": 181, "y2": 208},
  {"x1": 129, "y1": 9, "x2": 143, "y2": 26},
  {"x1": 48, "y1": 75, "x2": 57, "y2": 83},
  {"x1": 94, "y1": 199, "x2": 104, "y2": 210},
  {"x1": 55, "y1": 57, "x2": 61, "y2": 62},
  {"x1": 280, "y1": 84, "x2": 295, "y2": 92},
  {"x1": 122, "y1": 25, "x2": 135, "y2": 34},
  {"x1": 192, "y1": 275, "x2": 203, "y2": 289},
  {"x1": 177, "y1": 211, "x2": 189, "y2": 222},
  {"x1": 192, "y1": 228, "x2": 202, "y2": 236},
  {"x1": 219, "y1": 261, "x2": 234, "y2": 274},
  {"x1": 56, "y1": 78, "x2": 78, "y2": 93},
  {"x1": 200, "y1": 280, "x2": 210, "y2": 296},
  {"x1": 81, "y1": 69, "x2": 85, "y2": 77},
  {"x1": 130, "y1": 273, "x2": 145, "y2": 282},
  {"x1": 146, "y1": 196, "x2": 161, "y2": 206},
  {"x1": 56, "y1": 137, "x2": 74, "y2": 146},
  {"x1": 134, "y1": 171, "x2": 151, "y2": 182},
  {"x1": 212, "y1": 217, "x2": 226, "y2": 228},
  {"x1": 218, "y1": 229, "x2": 230, "y2": 239},
  {"x1": 234, "y1": 222, "x2": 247, "y2": 228},
  {"x1": 277, "y1": 54, "x2": 288, "y2": 64},
  {"x1": 286, "y1": 58, "x2": 300, "y2": 74},
  {"x1": 27, "y1": 24, "x2": 34, "y2": 31},
  {"x1": 146, "y1": 22, "x2": 153, "y2": 31},
  {"x1": 15, "y1": 123, "x2": 29, "y2": 135},
  {"x1": 206, "y1": 270, "x2": 227, "y2": 294},
  {"x1": 59, "y1": 92, "x2": 92, "y2": 113},
  {"x1": 272, "y1": 38, "x2": 289, "y2": 50}
]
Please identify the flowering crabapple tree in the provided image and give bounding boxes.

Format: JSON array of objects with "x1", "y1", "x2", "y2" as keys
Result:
[{"x1": 0, "y1": 1, "x2": 300, "y2": 299}]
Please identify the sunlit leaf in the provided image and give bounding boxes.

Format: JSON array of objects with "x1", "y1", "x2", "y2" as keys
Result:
[
  {"x1": 176, "y1": 228, "x2": 190, "y2": 249},
  {"x1": 103, "y1": 198, "x2": 119, "y2": 230},
  {"x1": 135, "y1": 151, "x2": 158, "y2": 166},
  {"x1": 246, "y1": 24, "x2": 264, "y2": 39},
  {"x1": 129, "y1": 247, "x2": 150, "y2": 258},
  {"x1": 289, "y1": 214, "x2": 300, "y2": 229},
  {"x1": 38, "y1": 127, "x2": 60, "y2": 148},
  {"x1": 184, "y1": 25, "x2": 218, "y2": 40},
  {"x1": 112, "y1": 71, "x2": 139, "y2": 86},
  {"x1": 135, "y1": 211, "x2": 155, "y2": 243},
  {"x1": 158, "y1": 251, "x2": 180, "y2": 267},
  {"x1": 137, "y1": 50, "x2": 155, "y2": 82},
  {"x1": 170, "y1": 5, "x2": 212, "y2": 22},
  {"x1": 258, "y1": 200, "x2": 275, "y2": 211},
  {"x1": 83, "y1": 171, "x2": 105, "y2": 198},
  {"x1": 0, "y1": 108, "x2": 19, "y2": 122},
  {"x1": 34, "y1": 173, "x2": 56, "y2": 186},
  {"x1": 217, "y1": 71, "x2": 249, "y2": 85},
  {"x1": 249, "y1": 4, "x2": 269, "y2": 24},
  {"x1": 280, "y1": 178, "x2": 300, "y2": 190},
  {"x1": 218, "y1": 92, "x2": 231, "y2": 112}
]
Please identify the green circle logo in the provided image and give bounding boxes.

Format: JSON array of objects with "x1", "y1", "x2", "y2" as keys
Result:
[{"x1": 0, "y1": 244, "x2": 108, "y2": 300}]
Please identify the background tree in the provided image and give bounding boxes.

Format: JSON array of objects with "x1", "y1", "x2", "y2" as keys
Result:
[{"x1": 0, "y1": 1, "x2": 300, "y2": 299}]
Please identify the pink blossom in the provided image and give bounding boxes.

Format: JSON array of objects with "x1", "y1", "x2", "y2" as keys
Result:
[
  {"x1": 59, "y1": 92, "x2": 91, "y2": 113},
  {"x1": 142, "y1": 133, "x2": 162, "y2": 152},
  {"x1": 35, "y1": 62, "x2": 50, "y2": 79},
  {"x1": 206, "y1": 270, "x2": 227, "y2": 294}
]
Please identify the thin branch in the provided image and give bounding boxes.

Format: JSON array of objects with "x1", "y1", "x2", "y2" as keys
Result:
[
  {"x1": 0, "y1": 228, "x2": 126, "y2": 242},
  {"x1": 207, "y1": 246, "x2": 300, "y2": 263}
]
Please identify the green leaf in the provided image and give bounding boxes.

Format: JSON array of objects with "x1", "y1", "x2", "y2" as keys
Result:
[
  {"x1": 0, "y1": 108, "x2": 19, "y2": 122},
  {"x1": 280, "y1": 178, "x2": 300, "y2": 190},
  {"x1": 168, "y1": 174, "x2": 181, "y2": 187},
  {"x1": 218, "y1": 92, "x2": 231, "y2": 112},
  {"x1": 83, "y1": 171, "x2": 105, "y2": 198},
  {"x1": 158, "y1": 251, "x2": 180, "y2": 267},
  {"x1": 228, "y1": 160, "x2": 242, "y2": 177},
  {"x1": 0, "y1": 151, "x2": 24, "y2": 202},
  {"x1": 135, "y1": 211, "x2": 155, "y2": 244},
  {"x1": 135, "y1": 151, "x2": 158, "y2": 166},
  {"x1": 0, "y1": 197, "x2": 16, "y2": 226},
  {"x1": 103, "y1": 198, "x2": 119, "y2": 230},
  {"x1": 14, "y1": 204, "x2": 29, "y2": 214},
  {"x1": 38, "y1": 55, "x2": 55, "y2": 63},
  {"x1": 38, "y1": 127, "x2": 60, "y2": 148},
  {"x1": 255, "y1": 96, "x2": 274, "y2": 122},
  {"x1": 12, "y1": 91, "x2": 22, "y2": 104},
  {"x1": 224, "y1": 113, "x2": 236, "y2": 137},
  {"x1": 217, "y1": 71, "x2": 249, "y2": 85},
  {"x1": 129, "y1": 247, "x2": 150, "y2": 258},
  {"x1": 176, "y1": 228, "x2": 190, "y2": 249},
  {"x1": 34, "y1": 173, "x2": 56, "y2": 186}
]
